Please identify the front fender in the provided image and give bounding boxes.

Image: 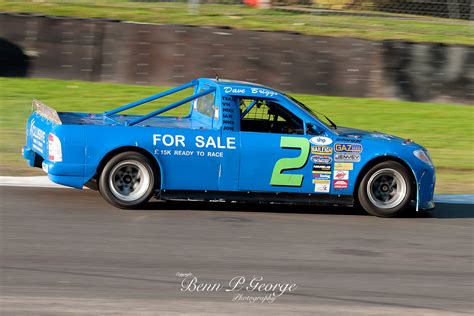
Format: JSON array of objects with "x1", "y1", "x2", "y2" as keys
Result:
[{"x1": 353, "y1": 148, "x2": 435, "y2": 211}]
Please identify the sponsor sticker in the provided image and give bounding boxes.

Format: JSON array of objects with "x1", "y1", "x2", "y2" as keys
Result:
[
  {"x1": 335, "y1": 137, "x2": 361, "y2": 143},
  {"x1": 333, "y1": 170, "x2": 349, "y2": 180},
  {"x1": 314, "y1": 180, "x2": 330, "y2": 193},
  {"x1": 310, "y1": 155, "x2": 332, "y2": 164},
  {"x1": 309, "y1": 136, "x2": 333, "y2": 146},
  {"x1": 334, "y1": 143, "x2": 363, "y2": 153},
  {"x1": 333, "y1": 180, "x2": 348, "y2": 189},
  {"x1": 311, "y1": 145, "x2": 333, "y2": 155},
  {"x1": 345, "y1": 134, "x2": 362, "y2": 139},
  {"x1": 313, "y1": 173, "x2": 331, "y2": 180},
  {"x1": 334, "y1": 163, "x2": 353, "y2": 171},
  {"x1": 312, "y1": 164, "x2": 332, "y2": 173},
  {"x1": 371, "y1": 133, "x2": 392, "y2": 140},
  {"x1": 29, "y1": 118, "x2": 46, "y2": 154},
  {"x1": 334, "y1": 153, "x2": 360, "y2": 162}
]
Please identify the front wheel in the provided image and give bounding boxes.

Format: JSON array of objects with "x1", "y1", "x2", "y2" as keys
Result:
[
  {"x1": 357, "y1": 161, "x2": 413, "y2": 217},
  {"x1": 99, "y1": 152, "x2": 156, "y2": 209}
]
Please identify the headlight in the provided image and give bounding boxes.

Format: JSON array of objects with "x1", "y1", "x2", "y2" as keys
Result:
[{"x1": 414, "y1": 149, "x2": 433, "y2": 167}]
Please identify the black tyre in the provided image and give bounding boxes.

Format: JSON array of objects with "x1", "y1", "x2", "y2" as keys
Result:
[
  {"x1": 99, "y1": 151, "x2": 156, "y2": 209},
  {"x1": 357, "y1": 161, "x2": 413, "y2": 217}
]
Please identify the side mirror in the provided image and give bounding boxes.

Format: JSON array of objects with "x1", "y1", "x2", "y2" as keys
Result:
[{"x1": 306, "y1": 123, "x2": 323, "y2": 136}]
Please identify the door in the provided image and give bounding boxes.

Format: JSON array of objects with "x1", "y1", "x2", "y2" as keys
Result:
[{"x1": 237, "y1": 98, "x2": 320, "y2": 194}]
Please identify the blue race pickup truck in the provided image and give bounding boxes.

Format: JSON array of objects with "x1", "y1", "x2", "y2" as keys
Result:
[{"x1": 23, "y1": 78, "x2": 435, "y2": 217}]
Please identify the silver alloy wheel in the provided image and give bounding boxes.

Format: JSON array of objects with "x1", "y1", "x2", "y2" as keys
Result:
[
  {"x1": 108, "y1": 160, "x2": 151, "y2": 202},
  {"x1": 366, "y1": 168, "x2": 407, "y2": 209}
]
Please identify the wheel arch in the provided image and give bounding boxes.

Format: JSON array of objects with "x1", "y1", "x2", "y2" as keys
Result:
[
  {"x1": 86, "y1": 146, "x2": 162, "y2": 191},
  {"x1": 354, "y1": 156, "x2": 417, "y2": 203}
]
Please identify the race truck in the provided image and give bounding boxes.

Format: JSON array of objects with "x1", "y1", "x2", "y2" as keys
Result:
[{"x1": 23, "y1": 78, "x2": 435, "y2": 217}]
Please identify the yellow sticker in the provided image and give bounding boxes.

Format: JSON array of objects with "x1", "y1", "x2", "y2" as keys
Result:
[
  {"x1": 312, "y1": 179, "x2": 330, "y2": 184},
  {"x1": 334, "y1": 163, "x2": 353, "y2": 170}
]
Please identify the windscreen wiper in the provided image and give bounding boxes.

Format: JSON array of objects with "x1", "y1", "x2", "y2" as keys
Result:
[{"x1": 323, "y1": 114, "x2": 337, "y2": 130}]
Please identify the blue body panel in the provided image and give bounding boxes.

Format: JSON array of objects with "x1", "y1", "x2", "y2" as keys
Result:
[{"x1": 23, "y1": 78, "x2": 435, "y2": 209}]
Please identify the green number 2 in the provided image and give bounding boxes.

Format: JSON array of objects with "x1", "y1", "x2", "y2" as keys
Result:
[{"x1": 270, "y1": 137, "x2": 310, "y2": 187}]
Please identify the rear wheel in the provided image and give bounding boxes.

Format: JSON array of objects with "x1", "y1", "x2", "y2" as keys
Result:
[
  {"x1": 357, "y1": 161, "x2": 413, "y2": 217},
  {"x1": 99, "y1": 152, "x2": 156, "y2": 209}
]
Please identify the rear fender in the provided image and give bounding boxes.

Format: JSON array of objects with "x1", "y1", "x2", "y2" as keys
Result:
[{"x1": 84, "y1": 145, "x2": 164, "y2": 189}]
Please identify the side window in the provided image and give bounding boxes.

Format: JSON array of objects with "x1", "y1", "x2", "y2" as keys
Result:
[
  {"x1": 240, "y1": 98, "x2": 304, "y2": 135},
  {"x1": 194, "y1": 89, "x2": 215, "y2": 118}
]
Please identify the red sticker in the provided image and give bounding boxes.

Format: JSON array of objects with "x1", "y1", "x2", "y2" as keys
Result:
[{"x1": 333, "y1": 180, "x2": 348, "y2": 189}]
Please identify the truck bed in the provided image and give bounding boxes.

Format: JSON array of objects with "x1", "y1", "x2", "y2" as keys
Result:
[{"x1": 59, "y1": 112, "x2": 209, "y2": 129}]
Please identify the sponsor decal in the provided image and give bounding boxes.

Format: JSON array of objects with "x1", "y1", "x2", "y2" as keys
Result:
[
  {"x1": 312, "y1": 164, "x2": 332, "y2": 173},
  {"x1": 334, "y1": 143, "x2": 363, "y2": 153},
  {"x1": 333, "y1": 170, "x2": 349, "y2": 180},
  {"x1": 309, "y1": 136, "x2": 333, "y2": 146},
  {"x1": 333, "y1": 180, "x2": 348, "y2": 189},
  {"x1": 334, "y1": 153, "x2": 361, "y2": 162},
  {"x1": 311, "y1": 145, "x2": 333, "y2": 155},
  {"x1": 313, "y1": 173, "x2": 331, "y2": 180},
  {"x1": 310, "y1": 155, "x2": 332, "y2": 164},
  {"x1": 371, "y1": 133, "x2": 392, "y2": 140},
  {"x1": 334, "y1": 163, "x2": 353, "y2": 171},
  {"x1": 336, "y1": 137, "x2": 362, "y2": 143},
  {"x1": 314, "y1": 180, "x2": 330, "y2": 193},
  {"x1": 29, "y1": 118, "x2": 46, "y2": 154}
]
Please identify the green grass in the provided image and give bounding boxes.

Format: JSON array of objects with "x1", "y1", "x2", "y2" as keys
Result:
[
  {"x1": 1, "y1": 77, "x2": 472, "y2": 193},
  {"x1": 0, "y1": 1, "x2": 472, "y2": 45}
]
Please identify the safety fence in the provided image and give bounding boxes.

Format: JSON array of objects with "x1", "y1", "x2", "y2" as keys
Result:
[{"x1": 132, "y1": 0, "x2": 473, "y2": 19}]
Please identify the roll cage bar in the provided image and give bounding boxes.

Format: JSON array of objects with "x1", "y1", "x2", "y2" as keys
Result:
[{"x1": 103, "y1": 80, "x2": 216, "y2": 126}]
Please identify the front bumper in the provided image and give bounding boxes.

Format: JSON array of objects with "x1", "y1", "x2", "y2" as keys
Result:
[{"x1": 417, "y1": 167, "x2": 436, "y2": 211}]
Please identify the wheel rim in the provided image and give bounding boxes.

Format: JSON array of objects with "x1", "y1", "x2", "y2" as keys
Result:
[
  {"x1": 367, "y1": 168, "x2": 407, "y2": 209},
  {"x1": 108, "y1": 160, "x2": 151, "y2": 202}
]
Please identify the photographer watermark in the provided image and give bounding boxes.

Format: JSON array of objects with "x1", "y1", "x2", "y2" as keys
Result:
[{"x1": 175, "y1": 272, "x2": 297, "y2": 303}]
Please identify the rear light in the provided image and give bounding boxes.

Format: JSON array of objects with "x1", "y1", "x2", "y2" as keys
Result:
[{"x1": 48, "y1": 133, "x2": 62, "y2": 162}]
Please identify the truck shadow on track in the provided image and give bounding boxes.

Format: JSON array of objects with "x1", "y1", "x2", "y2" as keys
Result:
[
  {"x1": 145, "y1": 200, "x2": 367, "y2": 216},
  {"x1": 142, "y1": 199, "x2": 474, "y2": 219},
  {"x1": 420, "y1": 202, "x2": 474, "y2": 219}
]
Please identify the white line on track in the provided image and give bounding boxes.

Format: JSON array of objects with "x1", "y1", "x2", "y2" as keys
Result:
[
  {"x1": 0, "y1": 176, "x2": 473, "y2": 204},
  {"x1": 0, "y1": 176, "x2": 69, "y2": 189}
]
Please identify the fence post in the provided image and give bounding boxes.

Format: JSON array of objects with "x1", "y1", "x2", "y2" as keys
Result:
[{"x1": 258, "y1": 0, "x2": 271, "y2": 9}]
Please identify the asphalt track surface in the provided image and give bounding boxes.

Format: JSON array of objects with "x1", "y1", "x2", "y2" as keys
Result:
[{"x1": 1, "y1": 186, "x2": 473, "y2": 315}]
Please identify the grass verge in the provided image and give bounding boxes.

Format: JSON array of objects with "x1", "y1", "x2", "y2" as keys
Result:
[
  {"x1": 0, "y1": 1, "x2": 472, "y2": 45},
  {"x1": 0, "y1": 77, "x2": 472, "y2": 193}
]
